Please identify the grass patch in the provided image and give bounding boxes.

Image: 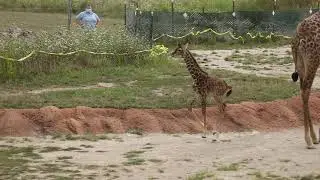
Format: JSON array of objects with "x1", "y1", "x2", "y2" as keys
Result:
[
  {"x1": 63, "y1": 147, "x2": 82, "y2": 151},
  {"x1": 180, "y1": 39, "x2": 291, "y2": 50},
  {"x1": 225, "y1": 53, "x2": 293, "y2": 65},
  {"x1": 80, "y1": 144, "x2": 94, "y2": 148},
  {"x1": 123, "y1": 150, "x2": 146, "y2": 166},
  {"x1": 40, "y1": 146, "x2": 62, "y2": 153},
  {"x1": 0, "y1": 0, "x2": 314, "y2": 17},
  {"x1": 234, "y1": 65, "x2": 259, "y2": 71},
  {"x1": 0, "y1": 11, "x2": 123, "y2": 32},
  {"x1": 107, "y1": 164, "x2": 119, "y2": 168},
  {"x1": 1, "y1": 58, "x2": 300, "y2": 109},
  {"x1": 126, "y1": 128, "x2": 144, "y2": 135},
  {"x1": 279, "y1": 159, "x2": 291, "y2": 163},
  {"x1": 187, "y1": 170, "x2": 215, "y2": 180},
  {"x1": 248, "y1": 171, "x2": 291, "y2": 180},
  {"x1": 0, "y1": 146, "x2": 42, "y2": 179},
  {"x1": 217, "y1": 163, "x2": 240, "y2": 171},
  {"x1": 56, "y1": 134, "x2": 111, "y2": 142},
  {"x1": 37, "y1": 163, "x2": 80, "y2": 174},
  {"x1": 148, "y1": 159, "x2": 163, "y2": 163},
  {"x1": 123, "y1": 150, "x2": 145, "y2": 159},
  {"x1": 183, "y1": 159, "x2": 193, "y2": 162},
  {"x1": 142, "y1": 146, "x2": 154, "y2": 150},
  {"x1": 123, "y1": 158, "x2": 146, "y2": 166},
  {"x1": 57, "y1": 156, "x2": 73, "y2": 160},
  {"x1": 296, "y1": 174, "x2": 320, "y2": 180}
]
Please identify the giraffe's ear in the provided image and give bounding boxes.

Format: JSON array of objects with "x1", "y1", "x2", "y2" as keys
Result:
[
  {"x1": 184, "y1": 42, "x2": 189, "y2": 49},
  {"x1": 181, "y1": 42, "x2": 188, "y2": 51}
]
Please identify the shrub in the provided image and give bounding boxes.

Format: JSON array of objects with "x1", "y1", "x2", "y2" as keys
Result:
[{"x1": 0, "y1": 26, "x2": 152, "y2": 81}]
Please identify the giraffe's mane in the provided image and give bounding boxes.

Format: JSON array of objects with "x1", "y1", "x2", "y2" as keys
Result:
[{"x1": 184, "y1": 48, "x2": 208, "y2": 75}]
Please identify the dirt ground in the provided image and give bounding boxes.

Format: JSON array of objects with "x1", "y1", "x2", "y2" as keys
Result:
[
  {"x1": 191, "y1": 45, "x2": 320, "y2": 89},
  {"x1": 0, "y1": 127, "x2": 319, "y2": 180}
]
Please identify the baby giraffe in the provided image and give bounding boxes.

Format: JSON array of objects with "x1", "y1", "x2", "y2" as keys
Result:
[{"x1": 171, "y1": 43, "x2": 232, "y2": 138}]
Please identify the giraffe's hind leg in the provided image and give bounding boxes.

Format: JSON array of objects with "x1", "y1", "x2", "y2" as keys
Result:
[
  {"x1": 300, "y1": 64, "x2": 318, "y2": 148},
  {"x1": 211, "y1": 95, "x2": 226, "y2": 140},
  {"x1": 301, "y1": 87, "x2": 315, "y2": 149}
]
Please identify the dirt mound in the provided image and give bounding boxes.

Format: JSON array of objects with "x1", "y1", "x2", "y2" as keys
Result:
[{"x1": 1, "y1": 93, "x2": 320, "y2": 137}]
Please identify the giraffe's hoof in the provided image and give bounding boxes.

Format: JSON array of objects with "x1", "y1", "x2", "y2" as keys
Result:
[
  {"x1": 313, "y1": 141, "x2": 319, "y2": 145},
  {"x1": 307, "y1": 145, "x2": 316, "y2": 149},
  {"x1": 291, "y1": 72, "x2": 299, "y2": 82},
  {"x1": 202, "y1": 135, "x2": 207, "y2": 138}
]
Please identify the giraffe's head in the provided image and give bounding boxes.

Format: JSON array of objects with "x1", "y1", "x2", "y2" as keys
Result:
[{"x1": 171, "y1": 43, "x2": 189, "y2": 58}]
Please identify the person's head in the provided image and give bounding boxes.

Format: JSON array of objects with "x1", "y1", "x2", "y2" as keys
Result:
[{"x1": 85, "y1": 4, "x2": 93, "y2": 13}]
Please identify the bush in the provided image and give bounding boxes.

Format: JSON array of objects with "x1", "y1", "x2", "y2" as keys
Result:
[{"x1": 0, "y1": 26, "x2": 152, "y2": 81}]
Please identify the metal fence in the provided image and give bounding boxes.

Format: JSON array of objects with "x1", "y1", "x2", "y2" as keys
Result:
[{"x1": 125, "y1": 3, "x2": 318, "y2": 44}]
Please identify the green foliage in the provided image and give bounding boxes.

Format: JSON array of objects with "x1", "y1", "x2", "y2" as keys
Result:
[
  {"x1": 0, "y1": 27, "x2": 151, "y2": 81},
  {"x1": 150, "y1": 44, "x2": 168, "y2": 57},
  {"x1": 0, "y1": 0, "x2": 317, "y2": 18}
]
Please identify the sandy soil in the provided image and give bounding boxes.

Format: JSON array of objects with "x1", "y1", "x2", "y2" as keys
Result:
[
  {"x1": 191, "y1": 45, "x2": 320, "y2": 89},
  {"x1": 1, "y1": 127, "x2": 319, "y2": 180}
]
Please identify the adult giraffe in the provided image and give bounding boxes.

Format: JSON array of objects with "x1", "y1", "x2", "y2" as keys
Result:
[{"x1": 291, "y1": 12, "x2": 320, "y2": 149}]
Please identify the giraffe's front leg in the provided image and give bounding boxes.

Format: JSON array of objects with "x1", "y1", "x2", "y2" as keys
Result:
[
  {"x1": 188, "y1": 83, "x2": 198, "y2": 112},
  {"x1": 188, "y1": 96, "x2": 196, "y2": 112}
]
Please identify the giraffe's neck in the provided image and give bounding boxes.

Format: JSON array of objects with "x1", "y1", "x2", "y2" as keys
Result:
[{"x1": 183, "y1": 49, "x2": 208, "y2": 80}]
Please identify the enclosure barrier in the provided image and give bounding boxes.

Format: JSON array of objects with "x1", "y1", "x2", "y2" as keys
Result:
[
  {"x1": 0, "y1": 30, "x2": 292, "y2": 63},
  {"x1": 125, "y1": 0, "x2": 318, "y2": 45}
]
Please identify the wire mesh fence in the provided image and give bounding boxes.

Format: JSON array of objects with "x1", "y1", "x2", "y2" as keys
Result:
[{"x1": 125, "y1": 2, "x2": 318, "y2": 43}]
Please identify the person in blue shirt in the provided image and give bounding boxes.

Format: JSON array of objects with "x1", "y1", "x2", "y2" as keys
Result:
[{"x1": 76, "y1": 4, "x2": 100, "y2": 30}]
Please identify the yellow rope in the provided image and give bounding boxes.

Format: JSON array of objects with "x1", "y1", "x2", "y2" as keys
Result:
[
  {"x1": 0, "y1": 29, "x2": 292, "y2": 62},
  {"x1": 153, "y1": 28, "x2": 292, "y2": 43},
  {"x1": 0, "y1": 49, "x2": 152, "y2": 62}
]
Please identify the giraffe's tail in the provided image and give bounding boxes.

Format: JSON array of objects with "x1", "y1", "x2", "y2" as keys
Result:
[
  {"x1": 291, "y1": 35, "x2": 300, "y2": 82},
  {"x1": 291, "y1": 72, "x2": 299, "y2": 82}
]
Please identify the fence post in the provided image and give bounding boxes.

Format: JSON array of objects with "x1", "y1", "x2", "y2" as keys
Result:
[
  {"x1": 202, "y1": 7, "x2": 205, "y2": 14},
  {"x1": 124, "y1": 2, "x2": 127, "y2": 27},
  {"x1": 171, "y1": 0, "x2": 174, "y2": 35},
  {"x1": 150, "y1": 11, "x2": 154, "y2": 48},
  {"x1": 67, "y1": 0, "x2": 72, "y2": 30},
  {"x1": 272, "y1": 0, "x2": 276, "y2": 33},
  {"x1": 134, "y1": 8, "x2": 138, "y2": 35},
  {"x1": 232, "y1": 0, "x2": 236, "y2": 34}
]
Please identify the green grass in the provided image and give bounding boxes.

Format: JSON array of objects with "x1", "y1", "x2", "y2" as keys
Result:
[
  {"x1": 0, "y1": 0, "x2": 315, "y2": 17},
  {"x1": 123, "y1": 150, "x2": 145, "y2": 159},
  {"x1": 225, "y1": 53, "x2": 293, "y2": 65},
  {"x1": 217, "y1": 163, "x2": 240, "y2": 171},
  {"x1": 248, "y1": 171, "x2": 292, "y2": 180},
  {"x1": 0, "y1": 146, "x2": 42, "y2": 179},
  {"x1": 0, "y1": 145, "x2": 99, "y2": 179},
  {"x1": 0, "y1": 59, "x2": 300, "y2": 109},
  {"x1": 0, "y1": 11, "x2": 123, "y2": 32},
  {"x1": 122, "y1": 150, "x2": 146, "y2": 166},
  {"x1": 187, "y1": 170, "x2": 215, "y2": 180}
]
